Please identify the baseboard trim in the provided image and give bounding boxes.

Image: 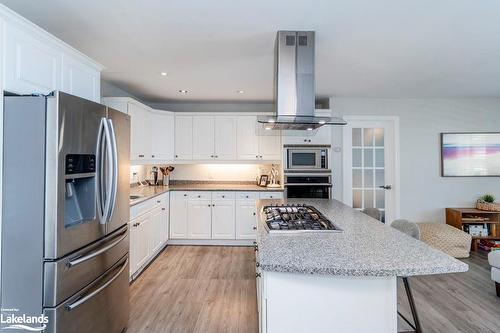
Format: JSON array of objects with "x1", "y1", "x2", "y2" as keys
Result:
[{"x1": 167, "y1": 239, "x2": 254, "y2": 246}]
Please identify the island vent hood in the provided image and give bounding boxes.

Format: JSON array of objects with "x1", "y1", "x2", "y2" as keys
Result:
[{"x1": 258, "y1": 31, "x2": 346, "y2": 130}]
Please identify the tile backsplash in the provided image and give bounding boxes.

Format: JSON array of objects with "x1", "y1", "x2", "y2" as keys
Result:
[{"x1": 130, "y1": 164, "x2": 279, "y2": 185}]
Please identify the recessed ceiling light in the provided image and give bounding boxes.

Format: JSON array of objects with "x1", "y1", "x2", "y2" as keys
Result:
[
  {"x1": 318, "y1": 120, "x2": 326, "y2": 124},
  {"x1": 160, "y1": 72, "x2": 167, "y2": 76},
  {"x1": 178, "y1": 90, "x2": 188, "y2": 93},
  {"x1": 236, "y1": 90, "x2": 244, "y2": 94},
  {"x1": 307, "y1": 127, "x2": 313, "y2": 131}
]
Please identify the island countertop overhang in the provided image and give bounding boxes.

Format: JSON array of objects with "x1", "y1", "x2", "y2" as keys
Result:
[{"x1": 256, "y1": 198, "x2": 469, "y2": 277}]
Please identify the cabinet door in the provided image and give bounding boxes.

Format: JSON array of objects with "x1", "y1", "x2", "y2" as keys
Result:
[
  {"x1": 136, "y1": 214, "x2": 152, "y2": 271},
  {"x1": 192, "y1": 116, "x2": 215, "y2": 160},
  {"x1": 150, "y1": 205, "x2": 165, "y2": 254},
  {"x1": 4, "y1": 23, "x2": 62, "y2": 95},
  {"x1": 211, "y1": 200, "x2": 236, "y2": 239},
  {"x1": 169, "y1": 192, "x2": 188, "y2": 239},
  {"x1": 151, "y1": 112, "x2": 174, "y2": 161},
  {"x1": 236, "y1": 200, "x2": 257, "y2": 239},
  {"x1": 187, "y1": 200, "x2": 212, "y2": 239},
  {"x1": 128, "y1": 103, "x2": 151, "y2": 161},
  {"x1": 214, "y1": 116, "x2": 237, "y2": 160},
  {"x1": 237, "y1": 116, "x2": 260, "y2": 160},
  {"x1": 174, "y1": 116, "x2": 193, "y2": 160},
  {"x1": 62, "y1": 55, "x2": 100, "y2": 102},
  {"x1": 129, "y1": 220, "x2": 139, "y2": 277},
  {"x1": 310, "y1": 125, "x2": 331, "y2": 145},
  {"x1": 259, "y1": 132, "x2": 282, "y2": 161}
]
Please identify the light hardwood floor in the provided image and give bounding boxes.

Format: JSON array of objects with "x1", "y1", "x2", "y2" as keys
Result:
[{"x1": 129, "y1": 246, "x2": 500, "y2": 333}]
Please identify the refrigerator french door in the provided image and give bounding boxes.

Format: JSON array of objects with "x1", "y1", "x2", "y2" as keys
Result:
[{"x1": 1, "y1": 91, "x2": 130, "y2": 333}]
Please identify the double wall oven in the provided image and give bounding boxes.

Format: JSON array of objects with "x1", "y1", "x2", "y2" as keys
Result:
[
  {"x1": 2, "y1": 92, "x2": 130, "y2": 333},
  {"x1": 284, "y1": 146, "x2": 332, "y2": 199}
]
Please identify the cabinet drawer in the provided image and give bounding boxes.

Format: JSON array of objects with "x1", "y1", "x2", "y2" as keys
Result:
[
  {"x1": 212, "y1": 192, "x2": 235, "y2": 200},
  {"x1": 259, "y1": 192, "x2": 283, "y2": 199},
  {"x1": 188, "y1": 191, "x2": 212, "y2": 200},
  {"x1": 130, "y1": 199, "x2": 156, "y2": 220},
  {"x1": 171, "y1": 191, "x2": 189, "y2": 199},
  {"x1": 236, "y1": 192, "x2": 259, "y2": 200}
]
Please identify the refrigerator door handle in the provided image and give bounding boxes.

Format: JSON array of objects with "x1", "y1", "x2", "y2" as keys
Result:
[
  {"x1": 100, "y1": 120, "x2": 114, "y2": 224},
  {"x1": 95, "y1": 117, "x2": 107, "y2": 224},
  {"x1": 66, "y1": 228, "x2": 128, "y2": 267},
  {"x1": 106, "y1": 119, "x2": 119, "y2": 222},
  {"x1": 65, "y1": 257, "x2": 128, "y2": 311}
]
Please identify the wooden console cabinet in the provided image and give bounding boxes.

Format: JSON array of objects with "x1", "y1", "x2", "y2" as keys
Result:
[{"x1": 446, "y1": 208, "x2": 500, "y2": 251}]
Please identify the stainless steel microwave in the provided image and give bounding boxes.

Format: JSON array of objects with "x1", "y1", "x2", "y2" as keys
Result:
[{"x1": 285, "y1": 146, "x2": 329, "y2": 171}]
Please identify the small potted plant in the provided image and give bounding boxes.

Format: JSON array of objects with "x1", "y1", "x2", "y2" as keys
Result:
[{"x1": 476, "y1": 194, "x2": 500, "y2": 212}]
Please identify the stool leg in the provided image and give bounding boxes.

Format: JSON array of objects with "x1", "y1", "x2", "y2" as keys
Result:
[
  {"x1": 496, "y1": 282, "x2": 500, "y2": 297},
  {"x1": 403, "y1": 277, "x2": 422, "y2": 333}
]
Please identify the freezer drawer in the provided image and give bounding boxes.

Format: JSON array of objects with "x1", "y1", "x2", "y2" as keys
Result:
[
  {"x1": 44, "y1": 225, "x2": 128, "y2": 307},
  {"x1": 44, "y1": 255, "x2": 129, "y2": 333}
]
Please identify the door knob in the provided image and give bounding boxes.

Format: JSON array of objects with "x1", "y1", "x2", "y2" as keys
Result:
[{"x1": 379, "y1": 185, "x2": 392, "y2": 190}]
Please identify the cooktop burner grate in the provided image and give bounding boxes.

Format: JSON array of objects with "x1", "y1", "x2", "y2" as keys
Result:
[{"x1": 262, "y1": 204, "x2": 342, "y2": 233}]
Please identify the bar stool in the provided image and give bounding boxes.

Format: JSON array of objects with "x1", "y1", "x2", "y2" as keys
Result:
[
  {"x1": 361, "y1": 207, "x2": 382, "y2": 221},
  {"x1": 391, "y1": 219, "x2": 422, "y2": 333}
]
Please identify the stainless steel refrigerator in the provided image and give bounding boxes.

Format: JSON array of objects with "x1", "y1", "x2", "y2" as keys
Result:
[{"x1": 1, "y1": 91, "x2": 130, "y2": 333}]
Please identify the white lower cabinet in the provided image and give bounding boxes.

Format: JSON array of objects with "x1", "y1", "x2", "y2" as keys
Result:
[
  {"x1": 212, "y1": 199, "x2": 236, "y2": 239},
  {"x1": 187, "y1": 200, "x2": 212, "y2": 239},
  {"x1": 169, "y1": 192, "x2": 189, "y2": 238},
  {"x1": 236, "y1": 200, "x2": 257, "y2": 239},
  {"x1": 168, "y1": 190, "x2": 282, "y2": 242},
  {"x1": 129, "y1": 193, "x2": 169, "y2": 279}
]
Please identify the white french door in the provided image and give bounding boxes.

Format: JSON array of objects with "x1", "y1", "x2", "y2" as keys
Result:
[{"x1": 343, "y1": 117, "x2": 399, "y2": 223}]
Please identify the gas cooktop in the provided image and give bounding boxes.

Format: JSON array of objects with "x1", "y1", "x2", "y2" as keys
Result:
[{"x1": 262, "y1": 204, "x2": 342, "y2": 233}]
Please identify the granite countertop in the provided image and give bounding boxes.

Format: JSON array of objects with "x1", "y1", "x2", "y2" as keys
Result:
[
  {"x1": 256, "y1": 198, "x2": 469, "y2": 277},
  {"x1": 130, "y1": 182, "x2": 284, "y2": 206}
]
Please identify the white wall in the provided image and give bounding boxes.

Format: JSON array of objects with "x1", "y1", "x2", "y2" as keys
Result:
[{"x1": 330, "y1": 98, "x2": 500, "y2": 223}]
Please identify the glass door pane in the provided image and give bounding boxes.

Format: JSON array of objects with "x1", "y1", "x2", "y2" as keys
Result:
[{"x1": 351, "y1": 127, "x2": 386, "y2": 222}]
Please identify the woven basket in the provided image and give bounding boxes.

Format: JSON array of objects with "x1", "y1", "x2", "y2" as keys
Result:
[{"x1": 476, "y1": 200, "x2": 500, "y2": 212}]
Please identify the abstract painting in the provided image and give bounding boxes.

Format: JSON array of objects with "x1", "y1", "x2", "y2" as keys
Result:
[{"x1": 441, "y1": 133, "x2": 500, "y2": 176}]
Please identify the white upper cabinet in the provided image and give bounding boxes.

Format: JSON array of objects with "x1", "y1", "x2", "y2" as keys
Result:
[
  {"x1": 1, "y1": 6, "x2": 102, "y2": 101},
  {"x1": 151, "y1": 111, "x2": 174, "y2": 161},
  {"x1": 128, "y1": 102, "x2": 152, "y2": 161},
  {"x1": 237, "y1": 116, "x2": 260, "y2": 160},
  {"x1": 192, "y1": 115, "x2": 215, "y2": 160},
  {"x1": 214, "y1": 115, "x2": 237, "y2": 160},
  {"x1": 62, "y1": 55, "x2": 100, "y2": 102},
  {"x1": 174, "y1": 115, "x2": 193, "y2": 160},
  {"x1": 259, "y1": 133, "x2": 282, "y2": 160}
]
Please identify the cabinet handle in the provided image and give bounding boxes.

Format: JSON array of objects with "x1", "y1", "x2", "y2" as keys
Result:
[
  {"x1": 270, "y1": 196, "x2": 273, "y2": 198},
  {"x1": 254, "y1": 244, "x2": 258, "y2": 252},
  {"x1": 222, "y1": 195, "x2": 225, "y2": 198},
  {"x1": 246, "y1": 195, "x2": 249, "y2": 198},
  {"x1": 253, "y1": 212, "x2": 256, "y2": 216},
  {"x1": 208, "y1": 204, "x2": 211, "y2": 207},
  {"x1": 215, "y1": 155, "x2": 218, "y2": 158},
  {"x1": 162, "y1": 208, "x2": 166, "y2": 211},
  {"x1": 253, "y1": 226, "x2": 257, "y2": 230},
  {"x1": 157, "y1": 200, "x2": 161, "y2": 203},
  {"x1": 255, "y1": 155, "x2": 259, "y2": 158},
  {"x1": 198, "y1": 195, "x2": 201, "y2": 198},
  {"x1": 152, "y1": 154, "x2": 155, "y2": 158},
  {"x1": 308, "y1": 140, "x2": 311, "y2": 142},
  {"x1": 184, "y1": 194, "x2": 187, "y2": 197},
  {"x1": 211, "y1": 155, "x2": 214, "y2": 158},
  {"x1": 255, "y1": 273, "x2": 261, "y2": 278},
  {"x1": 260, "y1": 155, "x2": 263, "y2": 159},
  {"x1": 256, "y1": 261, "x2": 260, "y2": 267},
  {"x1": 175, "y1": 155, "x2": 178, "y2": 158},
  {"x1": 138, "y1": 154, "x2": 144, "y2": 158},
  {"x1": 304, "y1": 139, "x2": 307, "y2": 142}
]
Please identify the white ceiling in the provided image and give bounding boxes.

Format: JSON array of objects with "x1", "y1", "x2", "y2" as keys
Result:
[{"x1": 3, "y1": 0, "x2": 500, "y2": 102}]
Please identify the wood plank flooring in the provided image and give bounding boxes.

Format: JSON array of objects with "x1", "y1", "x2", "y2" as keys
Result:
[{"x1": 129, "y1": 246, "x2": 500, "y2": 333}]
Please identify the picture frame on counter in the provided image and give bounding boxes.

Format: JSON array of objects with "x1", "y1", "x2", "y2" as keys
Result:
[{"x1": 258, "y1": 175, "x2": 269, "y2": 187}]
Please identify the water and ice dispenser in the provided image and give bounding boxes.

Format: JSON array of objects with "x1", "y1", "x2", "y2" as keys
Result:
[{"x1": 64, "y1": 154, "x2": 97, "y2": 227}]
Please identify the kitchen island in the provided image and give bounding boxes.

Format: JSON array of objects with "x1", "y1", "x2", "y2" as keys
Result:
[{"x1": 255, "y1": 199, "x2": 468, "y2": 333}]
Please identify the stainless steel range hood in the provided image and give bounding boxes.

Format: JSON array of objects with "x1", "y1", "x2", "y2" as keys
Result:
[{"x1": 258, "y1": 31, "x2": 346, "y2": 130}]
